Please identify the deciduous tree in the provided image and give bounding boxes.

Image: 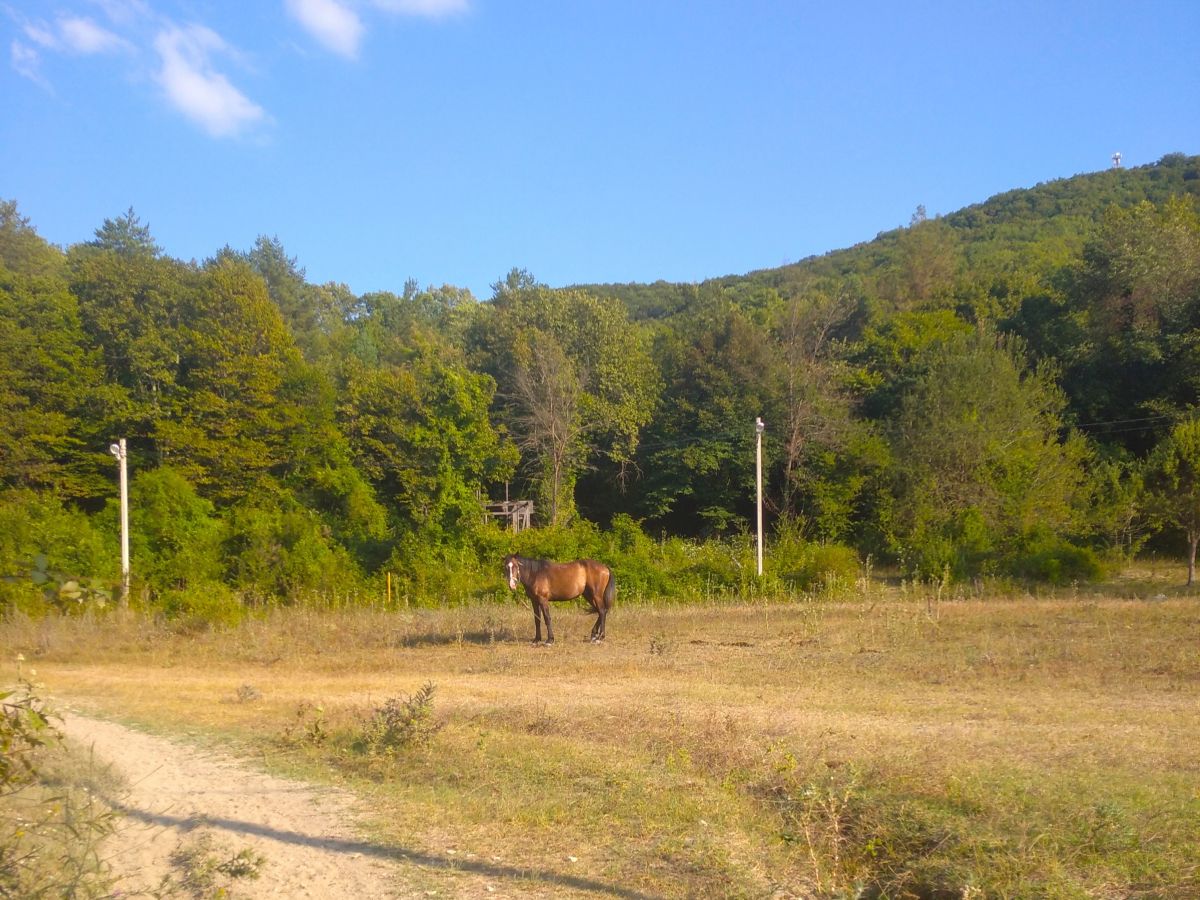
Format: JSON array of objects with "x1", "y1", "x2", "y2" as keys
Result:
[{"x1": 1145, "y1": 419, "x2": 1200, "y2": 585}]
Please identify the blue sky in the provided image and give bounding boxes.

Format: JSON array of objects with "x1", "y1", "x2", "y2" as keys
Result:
[{"x1": 4, "y1": 1, "x2": 1199, "y2": 299}]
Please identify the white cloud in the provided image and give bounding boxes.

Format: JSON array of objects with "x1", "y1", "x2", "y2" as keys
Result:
[
  {"x1": 17, "y1": 15, "x2": 130, "y2": 55},
  {"x1": 22, "y1": 22, "x2": 60, "y2": 49},
  {"x1": 371, "y1": 0, "x2": 469, "y2": 16},
  {"x1": 11, "y1": 39, "x2": 49, "y2": 88},
  {"x1": 285, "y1": 0, "x2": 364, "y2": 58},
  {"x1": 154, "y1": 25, "x2": 265, "y2": 138},
  {"x1": 59, "y1": 16, "x2": 130, "y2": 54},
  {"x1": 90, "y1": 0, "x2": 154, "y2": 28}
]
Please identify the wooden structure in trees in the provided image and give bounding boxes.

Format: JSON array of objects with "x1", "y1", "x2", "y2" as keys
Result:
[{"x1": 485, "y1": 499, "x2": 534, "y2": 532}]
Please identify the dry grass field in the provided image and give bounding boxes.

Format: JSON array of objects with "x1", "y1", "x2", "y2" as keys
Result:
[{"x1": 3, "y1": 571, "x2": 1199, "y2": 898}]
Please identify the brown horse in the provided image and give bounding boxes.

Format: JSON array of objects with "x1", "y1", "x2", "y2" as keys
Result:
[{"x1": 503, "y1": 554, "x2": 616, "y2": 644}]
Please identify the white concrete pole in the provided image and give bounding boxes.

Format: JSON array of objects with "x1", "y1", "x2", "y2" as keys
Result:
[
  {"x1": 755, "y1": 417, "x2": 765, "y2": 577},
  {"x1": 109, "y1": 439, "x2": 129, "y2": 604}
]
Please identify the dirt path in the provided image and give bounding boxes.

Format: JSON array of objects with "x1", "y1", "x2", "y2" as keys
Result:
[{"x1": 59, "y1": 711, "x2": 400, "y2": 898}]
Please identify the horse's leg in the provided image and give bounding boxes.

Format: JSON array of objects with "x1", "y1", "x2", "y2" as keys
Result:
[
  {"x1": 541, "y1": 598, "x2": 554, "y2": 644},
  {"x1": 530, "y1": 598, "x2": 543, "y2": 644},
  {"x1": 584, "y1": 591, "x2": 601, "y2": 642},
  {"x1": 586, "y1": 598, "x2": 599, "y2": 642},
  {"x1": 595, "y1": 572, "x2": 612, "y2": 641}
]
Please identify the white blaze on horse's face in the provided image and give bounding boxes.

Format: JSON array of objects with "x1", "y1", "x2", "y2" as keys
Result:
[{"x1": 507, "y1": 558, "x2": 519, "y2": 590}]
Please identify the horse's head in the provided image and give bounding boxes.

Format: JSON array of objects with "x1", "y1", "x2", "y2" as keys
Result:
[{"x1": 503, "y1": 554, "x2": 520, "y2": 590}]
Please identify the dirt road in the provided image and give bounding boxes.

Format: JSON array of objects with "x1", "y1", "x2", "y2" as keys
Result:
[{"x1": 59, "y1": 711, "x2": 400, "y2": 898}]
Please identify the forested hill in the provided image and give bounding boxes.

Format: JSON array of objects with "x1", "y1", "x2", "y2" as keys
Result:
[
  {"x1": 576, "y1": 152, "x2": 1200, "y2": 320},
  {"x1": 2, "y1": 152, "x2": 1200, "y2": 611}
]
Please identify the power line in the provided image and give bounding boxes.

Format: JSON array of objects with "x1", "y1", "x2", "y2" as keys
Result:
[{"x1": 1073, "y1": 413, "x2": 1174, "y2": 428}]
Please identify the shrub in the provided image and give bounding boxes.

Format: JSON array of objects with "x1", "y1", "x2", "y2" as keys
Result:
[
  {"x1": 125, "y1": 467, "x2": 224, "y2": 596},
  {"x1": 159, "y1": 583, "x2": 247, "y2": 631},
  {"x1": 1004, "y1": 531, "x2": 1106, "y2": 585},
  {"x1": 355, "y1": 683, "x2": 441, "y2": 755},
  {"x1": 801, "y1": 543, "x2": 862, "y2": 591},
  {"x1": 0, "y1": 490, "x2": 114, "y2": 612},
  {"x1": 384, "y1": 531, "x2": 501, "y2": 607},
  {"x1": 223, "y1": 493, "x2": 364, "y2": 604},
  {"x1": 763, "y1": 518, "x2": 860, "y2": 593}
]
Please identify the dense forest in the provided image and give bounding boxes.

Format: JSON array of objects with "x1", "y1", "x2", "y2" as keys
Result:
[{"x1": 3, "y1": 152, "x2": 1200, "y2": 613}]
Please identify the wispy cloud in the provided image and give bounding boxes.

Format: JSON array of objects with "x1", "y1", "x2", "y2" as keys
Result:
[
  {"x1": 21, "y1": 22, "x2": 59, "y2": 50},
  {"x1": 371, "y1": 0, "x2": 470, "y2": 17},
  {"x1": 18, "y1": 15, "x2": 130, "y2": 54},
  {"x1": 153, "y1": 25, "x2": 265, "y2": 138},
  {"x1": 89, "y1": 0, "x2": 154, "y2": 28},
  {"x1": 59, "y1": 16, "x2": 131, "y2": 53},
  {"x1": 285, "y1": 0, "x2": 364, "y2": 59},
  {"x1": 10, "y1": 39, "x2": 50, "y2": 89},
  {"x1": 288, "y1": 0, "x2": 470, "y2": 57}
]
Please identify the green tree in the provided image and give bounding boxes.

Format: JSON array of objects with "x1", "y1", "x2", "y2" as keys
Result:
[
  {"x1": 1145, "y1": 418, "x2": 1200, "y2": 585},
  {"x1": 0, "y1": 215, "x2": 115, "y2": 501},
  {"x1": 878, "y1": 207, "x2": 960, "y2": 308},
  {"x1": 339, "y1": 328, "x2": 515, "y2": 538},
  {"x1": 1064, "y1": 198, "x2": 1200, "y2": 451},
  {"x1": 244, "y1": 236, "x2": 356, "y2": 364},
  {"x1": 125, "y1": 466, "x2": 224, "y2": 593},
  {"x1": 68, "y1": 214, "x2": 186, "y2": 447},
  {"x1": 889, "y1": 330, "x2": 1090, "y2": 577},
  {"x1": 773, "y1": 282, "x2": 856, "y2": 526},
  {"x1": 0, "y1": 200, "x2": 64, "y2": 279},
  {"x1": 508, "y1": 330, "x2": 587, "y2": 525},
  {"x1": 471, "y1": 278, "x2": 657, "y2": 525},
  {"x1": 156, "y1": 256, "x2": 301, "y2": 502},
  {"x1": 850, "y1": 309, "x2": 976, "y2": 421},
  {"x1": 637, "y1": 299, "x2": 781, "y2": 534},
  {"x1": 88, "y1": 207, "x2": 161, "y2": 258}
]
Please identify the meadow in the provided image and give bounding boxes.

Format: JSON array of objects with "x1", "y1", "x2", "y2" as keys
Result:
[{"x1": 3, "y1": 570, "x2": 1199, "y2": 898}]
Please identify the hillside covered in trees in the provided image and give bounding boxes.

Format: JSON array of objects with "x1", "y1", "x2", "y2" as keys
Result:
[{"x1": 3, "y1": 153, "x2": 1200, "y2": 611}]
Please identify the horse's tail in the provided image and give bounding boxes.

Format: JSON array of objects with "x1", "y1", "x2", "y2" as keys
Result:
[{"x1": 602, "y1": 566, "x2": 616, "y2": 611}]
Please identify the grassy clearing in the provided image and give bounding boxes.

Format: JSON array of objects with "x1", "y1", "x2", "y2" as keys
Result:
[{"x1": 3, "y1": 578, "x2": 1199, "y2": 898}]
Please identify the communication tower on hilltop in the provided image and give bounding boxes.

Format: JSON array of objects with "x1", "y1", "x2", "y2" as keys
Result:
[{"x1": 1112, "y1": 151, "x2": 1123, "y2": 168}]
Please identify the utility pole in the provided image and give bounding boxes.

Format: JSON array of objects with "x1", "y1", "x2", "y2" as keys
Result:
[
  {"x1": 755, "y1": 417, "x2": 765, "y2": 576},
  {"x1": 109, "y1": 439, "x2": 129, "y2": 605}
]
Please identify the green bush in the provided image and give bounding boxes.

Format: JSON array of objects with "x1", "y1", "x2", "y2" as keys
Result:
[
  {"x1": 801, "y1": 543, "x2": 862, "y2": 591},
  {"x1": 125, "y1": 467, "x2": 224, "y2": 596},
  {"x1": 758, "y1": 518, "x2": 860, "y2": 593},
  {"x1": 0, "y1": 490, "x2": 114, "y2": 613},
  {"x1": 384, "y1": 529, "x2": 503, "y2": 607},
  {"x1": 898, "y1": 507, "x2": 996, "y2": 581},
  {"x1": 159, "y1": 582, "x2": 247, "y2": 631},
  {"x1": 354, "y1": 682, "x2": 441, "y2": 755},
  {"x1": 1004, "y1": 531, "x2": 1106, "y2": 584},
  {"x1": 223, "y1": 492, "x2": 364, "y2": 604}
]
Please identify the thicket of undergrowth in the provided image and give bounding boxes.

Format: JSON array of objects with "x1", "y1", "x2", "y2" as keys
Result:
[
  {"x1": 0, "y1": 478, "x2": 874, "y2": 621},
  {"x1": 1, "y1": 480, "x2": 1120, "y2": 628}
]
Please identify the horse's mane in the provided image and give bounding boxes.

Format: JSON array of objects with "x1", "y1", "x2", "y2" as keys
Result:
[{"x1": 518, "y1": 555, "x2": 550, "y2": 573}]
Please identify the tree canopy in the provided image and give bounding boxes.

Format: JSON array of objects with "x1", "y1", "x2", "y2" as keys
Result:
[{"x1": 4, "y1": 153, "x2": 1200, "y2": 605}]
